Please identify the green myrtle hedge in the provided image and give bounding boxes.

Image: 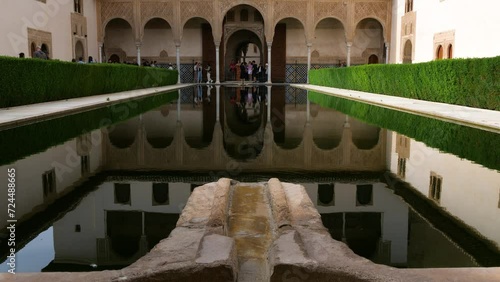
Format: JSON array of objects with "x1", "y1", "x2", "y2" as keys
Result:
[
  {"x1": 0, "y1": 91, "x2": 178, "y2": 166},
  {"x1": 309, "y1": 91, "x2": 500, "y2": 171},
  {"x1": 0, "y1": 56, "x2": 178, "y2": 108},
  {"x1": 309, "y1": 57, "x2": 500, "y2": 110}
]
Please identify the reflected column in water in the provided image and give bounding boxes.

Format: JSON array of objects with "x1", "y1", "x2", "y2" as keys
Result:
[{"x1": 216, "y1": 86, "x2": 220, "y2": 122}]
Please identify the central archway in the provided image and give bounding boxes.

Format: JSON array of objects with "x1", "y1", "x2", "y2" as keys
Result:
[
  {"x1": 223, "y1": 4, "x2": 265, "y2": 81},
  {"x1": 225, "y1": 30, "x2": 263, "y2": 81}
]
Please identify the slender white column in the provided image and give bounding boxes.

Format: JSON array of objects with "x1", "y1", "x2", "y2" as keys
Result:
[
  {"x1": 215, "y1": 44, "x2": 220, "y2": 83},
  {"x1": 306, "y1": 43, "x2": 312, "y2": 83},
  {"x1": 98, "y1": 43, "x2": 103, "y2": 63},
  {"x1": 177, "y1": 90, "x2": 181, "y2": 121},
  {"x1": 176, "y1": 45, "x2": 181, "y2": 83},
  {"x1": 385, "y1": 42, "x2": 390, "y2": 64},
  {"x1": 346, "y1": 42, "x2": 352, "y2": 67},
  {"x1": 267, "y1": 42, "x2": 272, "y2": 83},
  {"x1": 136, "y1": 43, "x2": 141, "y2": 66},
  {"x1": 216, "y1": 86, "x2": 220, "y2": 121}
]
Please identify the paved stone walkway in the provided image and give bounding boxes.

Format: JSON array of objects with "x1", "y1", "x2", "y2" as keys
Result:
[
  {"x1": 293, "y1": 84, "x2": 500, "y2": 134},
  {"x1": 0, "y1": 84, "x2": 193, "y2": 131}
]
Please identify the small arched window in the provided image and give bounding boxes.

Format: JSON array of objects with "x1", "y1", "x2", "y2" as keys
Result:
[
  {"x1": 31, "y1": 42, "x2": 36, "y2": 58},
  {"x1": 447, "y1": 44, "x2": 453, "y2": 59},
  {"x1": 240, "y1": 9, "x2": 248, "y2": 22},
  {"x1": 226, "y1": 11, "x2": 235, "y2": 22},
  {"x1": 74, "y1": 0, "x2": 82, "y2": 14},
  {"x1": 368, "y1": 54, "x2": 379, "y2": 64},
  {"x1": 41, "y1": 44, "x2": 50, "y2": 58},
  {"x1": 436, "y1": 45, "x2": 443, "y2": 60}
]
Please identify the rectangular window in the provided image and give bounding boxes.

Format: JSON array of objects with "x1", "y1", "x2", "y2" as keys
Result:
[
  {"x1": 317, "y1": 184, "x2": 335, "y2": 206},
  {"x1": 42, "y1": 169, "x2": 56, "y2": 199},
  {"x1": 152, "y1": 183, "x2": 169, "y2": 205},
  {"x1": 356, "y1": 184, "x2": 373, "y2": 206},
  {"x1": 81, "y1": 155, "x2": 90, "y2": 176},
  {"x1": 429, "y1": 173, "x2": 443, "y2": 203},
  {"x1": 114, "y1": 183, "x2": 131, "y2": 205},
  {"x1": 74, "y1": 0, "x2": 82, "y2": 14},
  {"x1": 397, "y1": 157, "x2": 406, "y2": 178}
]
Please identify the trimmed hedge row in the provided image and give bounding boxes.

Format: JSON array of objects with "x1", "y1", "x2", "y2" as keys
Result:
[
  {"x1": 309, "y1": 57, "x2": 500, "y2": 110},
  {"x1": 0, "y1": 90, "x2": 178, "y2": 166},
  {"x1": 308, "y1": 91, "x2": 500, "y2": 171},
  {"x1": 0, "y1": 56, "x2": 178, "y2": 108}
]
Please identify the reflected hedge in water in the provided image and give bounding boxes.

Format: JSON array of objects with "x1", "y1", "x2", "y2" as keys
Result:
[
  {"x1": 0, "y1": 91, "x2": 178, "y2": 166},
  {"x1": 309, "y1": 91, "x2": 500, "y2": 171},
  {"x1": 309, "y1": 57, "x2": 500, "y2": 110},
  {"x1": 0, "y1": 56, "x2": 178, "y2": 107}
]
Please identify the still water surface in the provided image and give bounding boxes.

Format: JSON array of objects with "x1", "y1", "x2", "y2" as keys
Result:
[{"x1": 0, "y1": 86, "x2": 499, "y2": 272}]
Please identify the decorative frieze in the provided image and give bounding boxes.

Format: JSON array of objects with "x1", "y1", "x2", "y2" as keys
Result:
[
  {"x1": 141, "y1": 1, "x2": 174, "y2": 25},
  {"x1": 314, "y1": 1, "x2": 347, "y2": 25},
  {"x1": 101, "y1": 1, "x2": 134, "y2": 27},
  {"x1": 354, "y1": 2, "x2": 387, "y2": 24},
  {"x1": 273, "y1": 1, "x2": 308, "y2": 26},
  {"x1": 180, "y1": 1, "x2": 214, "y2": 23}
]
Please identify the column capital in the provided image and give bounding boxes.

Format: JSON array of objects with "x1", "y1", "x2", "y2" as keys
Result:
[
  {"x1": 346, "y1": 42, "x2": 353, "y2": 47},
  {"x1": 214, "y1": 41, "x2": 221, "y2": 47},
  {"x1": 135, "y1": 42, "x2": 142, "y2": 48},
  {"x1": 98, "y1": 42, "x2": 104, "y2": 48},
  {"x1": 385, "y1": 42, "x2": 390, "y2": 48},
  {"x1": 267, "y1": 41, "x2": 273, "y2": 47},
  {"x1": 306, "y1": 43, "x2": 313, "y2": 47}
]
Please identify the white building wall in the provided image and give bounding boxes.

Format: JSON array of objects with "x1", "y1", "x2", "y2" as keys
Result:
[
  {"x1": 84, "y1": 0, "x2": 99, "y2": 60},
  {"x1": 304, "y1": 183, "x2": 408, "y2": 265},
  {"x1": 392, "y1": 0, "x2": 500, "y2": 62},
  {"x1": 52, "y1": 181, "x2": 191, "y2": 262},
  {"x1": 0, "y1": 0, "x2": 98, "y2": 60},
  {"x1": 0, "y1": 129, "x2": 102, "y2": 230},
  {"x1": 388, "y1": 131, "x2": 500, "y2": 248}
]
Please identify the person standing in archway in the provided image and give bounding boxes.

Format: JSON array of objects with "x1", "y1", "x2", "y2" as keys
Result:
[
  {"x1": 205, "y1": 63, "x2": 212, "y2": 83},
  {"x1": 197, "y1": 62, "x2": 203, "y2": 83},
  {"x1": 229, "y1": 60, "x2": 236, "y2": 80},
  {"x1": 240, "y1": 62, "x2": 246, "y2": 84}
]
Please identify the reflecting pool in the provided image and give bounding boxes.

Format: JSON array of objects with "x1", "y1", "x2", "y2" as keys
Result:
[{"x1": 0, "y1": 86, "x2": 499, "y2": 272}]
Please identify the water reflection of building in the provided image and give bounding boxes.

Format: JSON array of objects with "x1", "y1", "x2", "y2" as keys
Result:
[
  {"x1": 46, "y1": 181, "x2": 190, "y2": 269},
  {"x1": 389, "y1": 132, "x2": 500, "y2": 249},
  {"x1": 0, "y1": 130, "x2": 102, "y2": 231},
  {"x1": 304, "y1": 182, "x2": 409, "y2": 267},
  {"x1": 105, "y1": 87, "x2": 386, "y2": 171}
]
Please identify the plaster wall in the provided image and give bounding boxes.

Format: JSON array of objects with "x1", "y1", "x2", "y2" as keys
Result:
[
  {"x1": 52, "y1": 181, "x2": 191, "y2": 262},
  {"x1": 0, "y1": 130, "x2": 102, "y2": 230},
  {"x1": 313, "y1": 28, "x2": 347, "y2": 58},
  {"x1": 304, "y1": 182, "x2": 409, "y2": 264},
  {"x1": 0, "y1": 0, "x2": 98, "y2": 60},
  {"x1": 388, "y1": 132, "x2": 500, "y2": 248},
  {"x1": 142, "y1": 28, "x2": 176, "y2": 58},
  {"x1": 392, "y1": 0, "x2": 500, "y2": 62}
]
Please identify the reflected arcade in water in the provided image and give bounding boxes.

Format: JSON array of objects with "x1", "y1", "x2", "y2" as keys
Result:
[{"x1": 0, "y1": 85, "x2": 499, "y2": 272}]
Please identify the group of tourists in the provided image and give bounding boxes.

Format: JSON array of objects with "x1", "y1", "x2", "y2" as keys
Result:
[
  {"x1": 229, "y1": 60, "x2": 267, "y2": 83},
  {"x1": 194, "y1": 62, "x2": 214, "y2": 83}
]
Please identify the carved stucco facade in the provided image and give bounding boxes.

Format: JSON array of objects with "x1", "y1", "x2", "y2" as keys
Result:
[{"x1": 97, "y1": 0, "x2": 392, "y2": 47}]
